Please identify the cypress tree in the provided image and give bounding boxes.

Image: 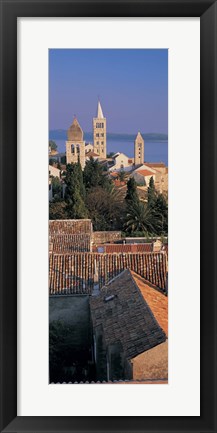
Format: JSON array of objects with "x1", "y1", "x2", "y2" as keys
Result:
[
  {"x1": 147, "y1": 176, "x2": 157, "y2": 209},
  {"x1": 125, "y1": 177, "x2": 139, "y2": 203},
  {"x1": 64, "y1": 163, "x2": 88, "y2": 219}
]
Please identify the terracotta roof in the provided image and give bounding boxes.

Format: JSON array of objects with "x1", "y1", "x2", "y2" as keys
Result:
[
  {"x1": 110, "y1": 172, "x2": 119, "y2": 178},
  {"x1": 114, "y1": 180, "x2": 126, "y2": 187},
  {"x1": 90, "y1": 269, "x2": 167, "y2": 360},
  {"x1": 86, "y1": 151, "x2": 99, "y2": 157},
  {"x1": 146, "y1": 162, "x2": 166, "y2": 168},
  {"x1": 49, "y1": 219, "x2": 92, "y2": 235},
  {"x1": 93, "y1": 243, "x2": 153, "y2": 253},
  {"x1": 136, "y1": 169, "x2": 155, "y2": 177},
  {"x1": 131, "y1": 271, "x2": 168, "y2": 336},
  {"x1": 50, "y1": 233, "x2": 91, "y2": 253},
  {"x1": 49, "y1": 251, "x2": 168, "y2": 295}
]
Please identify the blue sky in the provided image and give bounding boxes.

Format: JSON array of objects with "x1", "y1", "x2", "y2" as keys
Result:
[{"x1": 49, "y1": 49, "x2": 168, "y2": 134}]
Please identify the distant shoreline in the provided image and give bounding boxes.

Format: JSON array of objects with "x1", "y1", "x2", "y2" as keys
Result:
[{"x1": 49, "y1": 130, "x2": 168, "y2": 142}]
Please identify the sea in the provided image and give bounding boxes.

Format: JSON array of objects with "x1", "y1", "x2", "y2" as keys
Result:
[{"x1": 49, "y1": 131, "x2": 168, "y2": 166}]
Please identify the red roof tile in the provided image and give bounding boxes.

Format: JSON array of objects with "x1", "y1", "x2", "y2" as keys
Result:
[
  {"x1": 146, "y1": 162, "x2": 166, "y2": 168},
  {"x1": 90, "y1": 269, "x2": 167, "y2": 359},
  {"x1": 137, "y1": 169, "x2": 155, "y2": 177},
  {"x1": 131, "y1": 271, "x2": 168, "y2": 336}
]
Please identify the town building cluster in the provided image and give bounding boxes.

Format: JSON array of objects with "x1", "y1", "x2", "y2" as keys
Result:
[
  {"x1": 65, "y1": 101, "x2": 144, "y2": 169},
  {"x1": 49, "y1": 219, "x2": 168, "y2": 383},
  {"x1": 49, "y1": 101, "x2": 168, "y2": 200},
  {"x1": 49, "y1": 101, "x2": 168, "y2": 383}
]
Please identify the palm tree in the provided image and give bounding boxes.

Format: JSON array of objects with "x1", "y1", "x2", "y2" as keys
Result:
[{"x1": 124, "y1": 199, "x2": 159, "y2": 235}]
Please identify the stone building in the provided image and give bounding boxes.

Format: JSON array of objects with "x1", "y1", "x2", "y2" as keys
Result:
[
  {"x1": 131, "y1": 168, "x2": 156, "y2": 186},
  {"x1": 131, "y1": 162, "x2": 168, "y2": 194},
  {"x1": 146, "y1": 162, "x2": 168, "y2": 193},
  {"x1": 108, "y1": 152, "x2": 132, "y2": 172},
  {"x1": 90, "y1": 269, "x2": 168, "y2": 382},
  {"x1": 66, "y1": 117, "x2": 86, "y2": 169},
  {"x1": 93, "y1": 101, "x2": 106, "y2": 158},
  {"x1": 134, "y1": 131, "x2": 145, "y2": 165}
]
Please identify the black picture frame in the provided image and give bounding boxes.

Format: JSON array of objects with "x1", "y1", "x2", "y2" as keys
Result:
[{"x1": 0, "y1": 0, "x2": 216, "y2": 432}]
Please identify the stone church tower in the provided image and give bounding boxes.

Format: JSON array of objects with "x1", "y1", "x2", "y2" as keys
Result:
[
  {"x1": 66, "y1": 117, "x2": 85, "y2": 169},
  {"x1": 134, "y1": 132, "x2": 144, "y2": 165},
  {"x1": 93, "y1": 101, "x2": 106, "y2": 158}
]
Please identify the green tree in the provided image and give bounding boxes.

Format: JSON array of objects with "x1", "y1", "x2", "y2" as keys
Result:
[
  {"x1": 86, "y1": 186, "x2": 124, "y2": 230},
  {"x1": 147, "y1": 176, "x2": 157, "y2": 209},
  {"x1": 49, "y1": 201, "x2": 68, "y2": 220},
  {"x1": 124, "y1": 200, "x2": 159, "y2": 235},
  {"x1": 64, "y1": 163, "x2": 88, "y2": 219},
  {"x1": 49, "y1": 140, "x2": 57, "y2": 151},
  {"x1": 107, "y1": 152, "x2": 115, "y2": 158},
  {"x1": 118, "y1": 170, "x2": 127, "y2": 182},
  {"x1": 77, "y1": 157, "x2": 86, "y2": 200},
  {"x1": 61, "y1": 155, "x2": 66, "y2": 165},
  {"x1": 146, "y1": 177, "x2": 168, "y2": 235},
  {"x1": 83, "y1": 157, "x2": 112, "y2": 192},
  {"x1": 57, "y1": 161, "x2": 61, "y2": 170},
  {"x1": 154, "y1": 193, "x2": 168, "y2": 235},
  {"x1": 51, "y1": 176, "x2": 62, "y2": 201},
  {"x1": 125, "y1": 177, "x2": 139, "y2": 203}
]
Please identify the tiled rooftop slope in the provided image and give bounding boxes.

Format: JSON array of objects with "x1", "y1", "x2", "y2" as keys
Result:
[
  {"x1": 49, "y1": 219, "x2": 92, "y2": 235},
  {"x1": 49, "y1": 252, "x2": 167, "y2": 295},
  {"x1": 92, "y1": 243, "x2": 153, "y2": 253},
  {"x1": 90, "y1": 269, "x2": 167, "y2": 360},
  {"x1": 50, "y1": 234, "x2": 92, "y2": 253},
  {"x1": 92, "y1": 231, "x2": 122, "y2": 244}
]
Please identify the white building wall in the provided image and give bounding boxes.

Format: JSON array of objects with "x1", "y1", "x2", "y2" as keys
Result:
[{"x1": 49, "y1": 165, "x2": 61, "y2": 178}]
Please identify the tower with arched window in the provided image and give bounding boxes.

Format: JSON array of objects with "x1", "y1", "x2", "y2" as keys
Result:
[
  {"x1": 66, "y1": 117, "x2": 85, "y2": 169},
  {"x1": 134, "y1": 132, "x2": 145, "y2": 165},
  {"x1": 93, "y1": 101, "x2": 106, "y2": 158}
]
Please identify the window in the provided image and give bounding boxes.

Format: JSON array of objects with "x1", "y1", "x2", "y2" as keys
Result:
[
  {"x1": 101, "y1": 133, "x2": 104, "y2": 137},
  {"x1": 71, "y1": 144, "x2": 75, "y2": 154},
  {"x1": 77, "y1": 145, "x2": 80, "y2": 154},
  {"x1": 101, "y1": 141, "x2": 104, "y2": 145},
  {"x1": 97, "y1": 141, "x2": 99, "y2": 145},
  {"x1": 104, "y1": 295, "x2": 115, "y2": 302}
]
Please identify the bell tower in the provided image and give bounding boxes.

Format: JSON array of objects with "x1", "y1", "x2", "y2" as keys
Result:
[
  {"x1": 134, "y1": 132, "x2": 144, "y2": 165},
  {"x1": 93, "y1": 101, "x2": 106, "y2": 158},
  {"x1": 66, "y1": 117, "x2": 85, "y2": 169}
]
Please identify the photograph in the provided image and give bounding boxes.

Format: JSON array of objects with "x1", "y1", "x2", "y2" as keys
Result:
[{"x1": 48, "y1": 49, "x2": 168, "y2": 384}]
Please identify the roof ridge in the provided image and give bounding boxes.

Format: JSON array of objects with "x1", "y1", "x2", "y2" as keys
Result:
[
  {"x1": 128, "y1": 270, "x2": 167, "y2": 340},
  {"x1": 101, "y1": 268, "x2": 166, "y2": 333},
  {"x1": 130, "y1": 270, "x2": 166, "y2": 296},
  {"x1": 102, "y1": 268, "x2": 131, "y2": 288}
]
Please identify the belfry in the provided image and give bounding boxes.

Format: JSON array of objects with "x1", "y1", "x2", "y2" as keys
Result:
[
  {"x1": 66, "y1": 117, "x2": 85, "y2": 169},
  {"x1": 93, "y1": 101, "x2": 107, "y2": 158},
  {"x1": 134, "y1": 131, "x2": 145, "y2": 165}
]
